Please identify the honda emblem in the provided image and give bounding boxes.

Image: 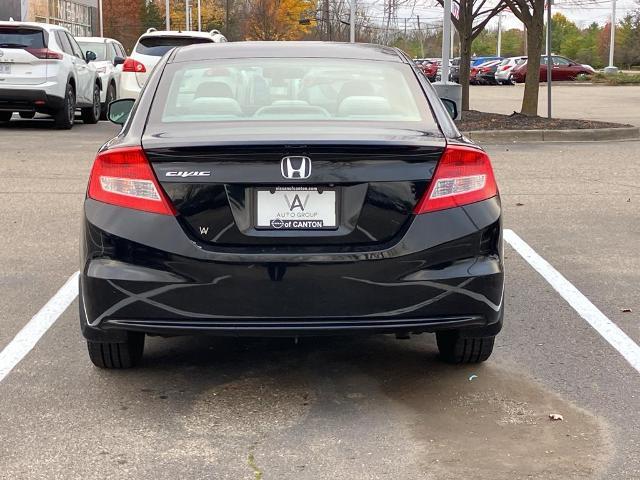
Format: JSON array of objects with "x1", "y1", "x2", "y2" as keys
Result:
[{"x1": 281, "y1": 156, "x2": 311, "y2": 180}]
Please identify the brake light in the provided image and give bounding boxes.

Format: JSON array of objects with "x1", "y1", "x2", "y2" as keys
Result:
[
  {"x1": 122, "y1": 57, "x2": 146, "y2": 73},
  {"x1": 25, "y1": 48, "x2": 63, "y2": 60},
  {"x1": 88, "y1": 146, "x2": 175, "y2": 215},
  {"x1": 481, "y1": 66, "x2": 491, "y2": 73},
  {"x1": 414, "y1": 145, "x2": 498, "y2": 214},
  {"x1": 500, "y1": 65, "x2": 510, "y2": 71}
]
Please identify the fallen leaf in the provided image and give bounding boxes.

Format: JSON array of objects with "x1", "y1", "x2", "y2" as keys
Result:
[
  {"x1": 549, "y1": 413, "x2": 564, "y2": 421},
  {"x1": 516, "y1": 202, "x2": 525, "y2": 206},
  {"x1": 621, "y1": 308, "x2": 632, "y2": 313}
]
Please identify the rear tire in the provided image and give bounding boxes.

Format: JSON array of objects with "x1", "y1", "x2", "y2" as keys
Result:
[
  {"x1": 54, "y1": 84, "x2": 75, "y2": 129},
  {"x1": 81, "y1": 83, "x2": 101, "y2": 124},
  {"x1": 100, "y1": 82, "x2": 115, "y2": 120},
  {"x1": 436, "y1": 332, "x2": 495, "y2": 364},
  {"x1": 0, "y1": 111, "x2": 12, "y2": 122},
  {"x1": 19, "y1": 111, "x2": 35, "y2": 119},
  {"x1": 87, "y1": 333, "x2": 145, "y2": 369}
]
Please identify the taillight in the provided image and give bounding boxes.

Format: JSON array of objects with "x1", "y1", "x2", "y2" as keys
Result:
[
  {"x1": 500, "y1": 65, "x2": 510, "y2": 71},
  {"x1": 88, "y1": 147, "x2": 175, "y2": 215},
  {"x1": 481, "y1": 66, "x2": 491, "y2": 73},
  {"x1": 414, "y1": 145, "x2": 498, "y2": 214},
  {"x1": 122, "y1": 57, "x2": 146, "y2": 73},
  {"x1": 25, "y1": 48, "x2": 63, "y2": 60}
]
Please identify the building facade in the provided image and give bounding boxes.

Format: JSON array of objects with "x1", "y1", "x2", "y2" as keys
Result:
[{"x1": 0, "y1": 0, "x2": 100, "y2": 36}]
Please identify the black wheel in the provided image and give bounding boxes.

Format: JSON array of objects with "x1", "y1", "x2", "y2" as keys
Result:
[
  {"x1": 87, "y1": 333, "x2": 145, "y2": 369},
  {"x1": 19, "y1": 111, "x2": 35, "y2": 119},
  {"x1": 54, "y1": 83, "x2": 75, "y2": 129},
  {"x1": 0, "y1": 111, "x2": 12, "y2": 122},
  {"x1": 100, "y1": 82, "x2": 115, "y2": 120},
  {"x1": 81, "y1": 83, "x2": 101, "y2": 124},
  {"x1": 436, "y1": 332, "x2": 495, "y2": 364}
]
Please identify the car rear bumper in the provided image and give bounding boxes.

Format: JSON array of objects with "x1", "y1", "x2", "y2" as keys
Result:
[
  {"x1": 0, "y1": 88, "x2": 64, "y2": 112},
  {"x1": 80, "y1": 197, "x2": 504, "y2": 339}
]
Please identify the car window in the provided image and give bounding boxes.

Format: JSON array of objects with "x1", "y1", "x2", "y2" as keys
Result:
[
  {"x1": 54, "y1": 31, "x2": 73, "y2": 54},
  {"x1": 65, "y1": 32, "x2": 84, "y2": 59},
  {"x1": 78, "y1": 42, "x2": 107, "y2": 60},
  {"x1": 135, "y1": 36, "x2": 213, "y2": 57},
  {"x1": 553, "y1": 56, "x2": 571, "y2": 66},
  {"x1": 0, "y1": 26, "x2": 45, "y2": 49},
  {"x1": 109, "y1": 42, "x2": 119, "y2": 60},
  {"x1": 118, "y1": 44, "x2": 127, "y2": 57},
  {"x1": 150, "y1": 58, "x2": 436, "y2": 127}
]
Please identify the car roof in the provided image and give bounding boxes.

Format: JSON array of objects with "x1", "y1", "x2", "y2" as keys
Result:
[
  {"x1": 170, "y1": 41, "x2": 406, "y2": 64},
  {"x1": 140, "y1": 29, "x2": 221, "y2": 39},
  {"x1": 76, "y1": 36, "x2": 121, "y2": 43},
  {"x1": 0, "y1": 21, "x2": 67, "y2": 32}
]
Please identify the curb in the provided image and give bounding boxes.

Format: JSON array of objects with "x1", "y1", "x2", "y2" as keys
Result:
[{"x1": 465, "y1": 126, "x2": 640, "y2": 143}]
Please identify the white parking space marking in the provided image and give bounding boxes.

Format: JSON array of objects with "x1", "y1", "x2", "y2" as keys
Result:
[
  {"x1": 0, "y1": 272, "x2": 79, "y2": 383},
  {"x1": 504, "y1": 229, "x2": 640, "y2": 375}
]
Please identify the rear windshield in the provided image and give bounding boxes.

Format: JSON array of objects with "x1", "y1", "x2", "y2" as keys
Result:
[
  {"x1": 78, "y1": 42, "x2": 107, "y2": 60},
  {"x1": 135, "y1": 36, "x2": 212, "y2": 56},
  {"x1": 0, "y1": 27, "x2": 45, "y2": 49},
  {"x1": 150, "y1": 58, "x2": 435, "y2": 126}
]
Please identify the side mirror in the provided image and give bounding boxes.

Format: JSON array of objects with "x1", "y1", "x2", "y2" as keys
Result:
[
  {"x1": 85, "y1": 50, "x2": 97, "y2": 62},
  {"x1": 441, "y1": 98, "x2": 458, "y2": 120},
  {"x1": 113, "y1": 56, "x2": 125, "y2": 66},
  {"x1": 108, "y1": 98, "x2": 135, "y2": 125}
]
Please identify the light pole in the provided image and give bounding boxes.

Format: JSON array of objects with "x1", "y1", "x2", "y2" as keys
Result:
[
  {"x1": 604, "y1": 0, "x2": 618, "y2": 74},
  {"x1": 197, "y1": 0, "x2": 201, "y2": 31},
  {"x1": 165, "y1": 0, "x2": 170, "y2": 30},
  {"x1": 546, "y1": 0, "x2": 552, "y2": 118},
  {"x1": 497, "y1": 12, "x2": 502, "y2": 56},
  {"x1": 98, "y1": 0, "x2": 103, "y2": 36},
  {"x1": 441, "y1": 0, "x2": 451, "y2": 83},
  {"x1": 350, "y1": 0, "x2": 356, "y2": 43}
]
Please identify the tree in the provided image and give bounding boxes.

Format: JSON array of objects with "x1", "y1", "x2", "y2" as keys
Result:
[
  {"x1": 244, "y1": 0, "x2": 314, "y2": 40},
  {"x1": 435, "y1": 0, "x2": 507, "y2": 111},
  {"x1": 504, "y1": 0, "x2": 545, "y2": 115},
  {"x1": 617, "y1": 10, "x2": 640, "y2": 68}
]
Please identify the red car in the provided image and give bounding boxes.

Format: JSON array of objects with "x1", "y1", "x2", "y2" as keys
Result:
[
  {"x1": 511, "y1": 55, "x2": 593, "y2": 82},
  {"x1": 417, "y1": 60, "x2": 438, "y2": 82}
]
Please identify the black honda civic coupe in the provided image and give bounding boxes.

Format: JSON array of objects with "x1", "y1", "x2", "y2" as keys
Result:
[{"x1": 80, "y1": 42, "x2": 503, "y2": 369}]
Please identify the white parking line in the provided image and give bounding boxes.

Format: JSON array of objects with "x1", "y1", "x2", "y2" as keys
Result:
[
  {"x1": 504, "y1": 229, "x2": 640, "y2": 375},
  {"x1": 0, "y1": 271, "x2": 79, "y2": 383}
]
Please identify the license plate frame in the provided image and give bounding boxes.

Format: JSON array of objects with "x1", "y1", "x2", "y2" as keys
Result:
[
  {"x1": 254, "y1": 187, "x2": 338, "y2": 231},
  {"x1": 0, "y1": 63, "x2": 11, "y2": 75}
]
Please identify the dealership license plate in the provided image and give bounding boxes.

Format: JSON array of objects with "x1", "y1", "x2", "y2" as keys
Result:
[
  {"x1": 256, "y1": 187, "x2": 337, "y2": 230},
  {"x1": 0, "y1": 64, "x2": 10, "y2": 75}
]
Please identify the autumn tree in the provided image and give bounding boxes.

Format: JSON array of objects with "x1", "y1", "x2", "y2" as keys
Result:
[
  {"x1": 244, "y1": 0, "x2": 314, "y2": 40},
  {"x1": 435, "y1": 0, "x2": 507, "y2": 111},
  {"x1": 504, "y1": 0, "x2": 545, "y2": 115}
]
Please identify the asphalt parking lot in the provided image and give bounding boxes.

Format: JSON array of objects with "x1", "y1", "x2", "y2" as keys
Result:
[{"x1": 0, "y1": 112, "x2": 639, "y2": 479}]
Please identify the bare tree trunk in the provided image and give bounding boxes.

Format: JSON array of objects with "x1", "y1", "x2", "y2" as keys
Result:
[
  {"x1": 459, "y1": 27, "x2": 472, "y2": 111},
  {"x1": 521, "y1": 9, "x2": 544, "y2": 115}
]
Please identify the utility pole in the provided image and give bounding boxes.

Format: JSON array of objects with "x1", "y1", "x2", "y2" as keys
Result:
[
  {"x1": 417, "y1": 15, "x2": 424, "y2": 58},
  {"x1": 350, "y1": 0, "x2": 356, "y2": 42},
  {"x1": 185, "y1": 0, "x2": 189, "y2": 30},
  {"x1": 604, "y1": 0, "x2": 618, "y2": 73},
  {"x1": 497, "y1": 12, "x2": 503, "y2": 56},
  {"x1": 546, "y1": 0, "x2": 552, "y2": 118},
  {"x1": 165, "y1": 0, "x2": 170, "y2": 30},
  {"x1": 197, "y1": 0, "x2": 201, "y2": 31},
  {"x1": 225, "y1": 0, "x2": 230, "y2": 33}
]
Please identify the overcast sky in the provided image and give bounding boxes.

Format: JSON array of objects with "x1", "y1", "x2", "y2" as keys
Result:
[{"x1": 364, "y1": 0, "x2": 639, "y2": 31}]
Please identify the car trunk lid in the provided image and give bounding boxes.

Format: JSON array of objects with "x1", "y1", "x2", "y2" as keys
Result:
[
  {"x1": 0, "y1": 26, "x2": 49, "y2": 85},
  {"x1": 143, "y1": 124, "x2": 445, "y2": 248}
]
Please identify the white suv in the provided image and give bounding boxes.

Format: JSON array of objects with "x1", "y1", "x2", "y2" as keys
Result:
[
  {"x1": 120, "y1": 28, "x2": 227, "y2": 100},
  {"x1": 0, "y1": 21, "x2": 102, "y2": 129},
  {"x1": 77, "y1": 36, "x2": 127, "y2": 119}
]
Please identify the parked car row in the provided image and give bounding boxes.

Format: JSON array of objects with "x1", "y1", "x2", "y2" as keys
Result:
[
  {"x1": 416, "y1": 54, "x2": 596, "y2": 86},
  {"x1": 0, "y1": 22, "x2": 227, "y2": 128}
]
